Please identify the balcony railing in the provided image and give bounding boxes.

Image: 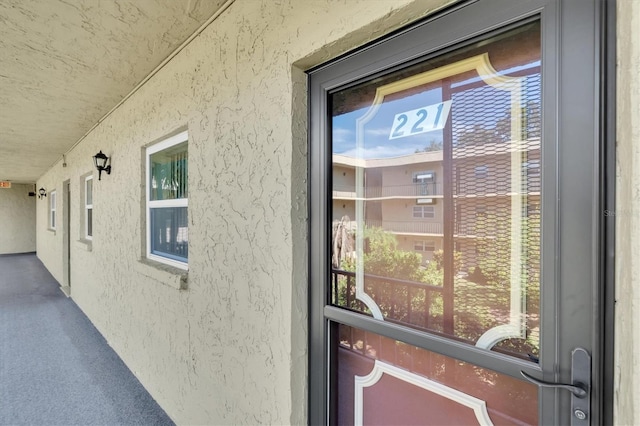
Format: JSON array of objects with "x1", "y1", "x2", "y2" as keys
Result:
[
  {"x1": 333, "y1": 181, "x2": 540, "y2": 199},
  {"x1": 367, "y1": 183, "x2": 443, "y2": 198},
  {"x1": 331, "y1": 269, "x2": 444, "y2": 331},
  {"x1": 332, "y1": 219, "x2": 504, "y2": 237},
  {"x1": 333, "y1": 183, "x2": 443, "y2": 199},
  {"x1": 366, "y1": 220, "x2": 443, "y2": 235},
  {"x1": 456, "y1": 180, "x2": 541, "y2": 196}
]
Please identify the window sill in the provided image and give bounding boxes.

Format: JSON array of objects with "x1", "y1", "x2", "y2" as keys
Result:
[
  {"x1": 75, "y1": 239, "x2": 93, "y2": 252},
  {"x1": 135, "y1": 258, "x2": 188, "y2": 290},
  {"x1": 47, "y1": 228, "x2": 56, "y2": 235}
]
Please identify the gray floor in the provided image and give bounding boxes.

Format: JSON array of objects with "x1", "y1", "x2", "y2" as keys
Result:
[{"x1": 0, "y1": 253, "x2": 174, "y2": 426}]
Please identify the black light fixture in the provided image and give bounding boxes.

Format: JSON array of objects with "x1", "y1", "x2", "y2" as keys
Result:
[
  {"x1": 93, "y1": 150, "x2": 111, "y2": 180},
  {"x1": 38, "y1": 187, "x2": 47, "y2": 199}
]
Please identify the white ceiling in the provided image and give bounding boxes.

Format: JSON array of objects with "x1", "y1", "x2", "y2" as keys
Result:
[{"x1": 0, "y1": 0, "x2": 228, "y2": 183}]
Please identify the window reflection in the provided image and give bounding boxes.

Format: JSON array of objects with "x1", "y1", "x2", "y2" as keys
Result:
[{"x1": 330, "y1": 22, "x2": 541, "y2": 360}]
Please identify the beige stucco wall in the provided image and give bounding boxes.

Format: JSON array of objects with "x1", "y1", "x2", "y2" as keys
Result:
[
  {"x1": 32, "y1": 0, "x2": 639, "y2": 423},
  {"x1": 0, "y1": 184, "x2": 36, "y2": 254},
  {"x1": 36, "y1": 180, "x2": 64, "y2": 283},
  {"x1": 615, "y1": 1, "x2": 640, "y2": 424},
  {"x1": 35, "y1": 1, "x2": 455, "y2": 424}
]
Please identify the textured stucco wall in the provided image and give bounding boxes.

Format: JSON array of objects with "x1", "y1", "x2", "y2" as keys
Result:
[
  {"x1": 615, "y1": 1, "x2": 640, "y2": 424},
  {"x1": 36, "y1": 175, "x2": 65, "y2": 284},
  {"x1": 35, "y1": 0, "x2": 454, "y2": 424},
  {"x1": 0, "y1": 184, "x2": 36, "y2": 254}
]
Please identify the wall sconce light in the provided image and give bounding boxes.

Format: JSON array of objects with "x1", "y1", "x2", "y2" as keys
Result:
[
  {"x1": 93, "y1": 150, "x2": 111, "y2": 180},
  {"x1": 38, "y1": 188, "x2": 47, "y2": 199}
]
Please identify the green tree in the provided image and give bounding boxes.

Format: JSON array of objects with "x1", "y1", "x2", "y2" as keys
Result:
[
  {"x1": 338, "y1": 227, "x2": 452, "y2": 329},
  {"x1": 415, "y1": 139, "x2": 443, "y2": 153},
  {"x1": 356, "y1": 226, "x2": 423, "y2": 281}
]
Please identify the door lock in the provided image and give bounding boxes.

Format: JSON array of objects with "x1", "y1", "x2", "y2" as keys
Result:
[{"x1": 520, "y1": 348, "x2": 591, "y2": 425}]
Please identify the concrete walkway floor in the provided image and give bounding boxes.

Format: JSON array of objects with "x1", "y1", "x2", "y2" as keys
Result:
[{"x1": 0, "y1": 253, "x2": 174, "y2": 426}]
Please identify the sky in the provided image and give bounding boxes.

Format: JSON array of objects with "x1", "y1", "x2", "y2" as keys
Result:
[
  {"x1": 332, "y1": 61, "x2": 541, "y2": 160},
  {"x1": 332, "y1": 87, "x2": 445, "y2": 159}
]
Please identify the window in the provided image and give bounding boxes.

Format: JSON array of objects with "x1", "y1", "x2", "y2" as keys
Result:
[
  {"x1": 49, "y1": 190, "x2": 57, "y2": 230},
  {"x1": 146, "y1": 131, "x2": 188, "y2": 269},
  {"x1": 413, "y1": 205, "x2": 435, "y2": 218},
  {"x1": 523, "y1": 160, "x2": 540, "y2": 177},
  {"x1": 84, "y1": 176, "x2": 93, "y2": 240},
  {"x1": 414, "y1": 240, "x2": 435, "y2": 252},
  {"x1": 413, "y1": 171, "x2": 436, "y2": 195},
  {"x1": 527, "y1": 202, "x2": 541, "y2": 217},
  {"x1": 474, "y1": 165, "x2": 488, "y2": 178}
]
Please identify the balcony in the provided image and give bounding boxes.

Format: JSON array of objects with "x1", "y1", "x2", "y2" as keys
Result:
[
  {"x1": 456, "y1": 181, "x2": 540, "y2": 197},
  {"x1": 366, "y1": 220, "x2": 443, "y2": 235},
  {"x1": 331, "y1": 269, "x2": 444, "y2": 332},
  {"x1": 333, "y1": 183, "x2": 443, "y2": 200}
]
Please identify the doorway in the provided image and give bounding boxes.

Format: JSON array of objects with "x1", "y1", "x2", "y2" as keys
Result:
[
  {"x1": 61, "y1": 179, "x2": 71, "y2": 296},
  {"x1": 309, "y1": 0, "x2": 611, "y2": 424}
]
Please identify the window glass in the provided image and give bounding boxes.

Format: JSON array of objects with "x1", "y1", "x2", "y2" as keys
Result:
[
  {"x1": 150, "y1": 141, "x2": 188, "y2": 201},
  {"x1": 150, "y1": 206, "x2": 188, "y2": 262},
  {"x1": 87, "y1": 209, "x2": 93, "y2": 237},
  {"x1": 413, "y1": 205, "x2": 435, "y2": 219},
  {"x1": 414, "y1": 240, "x2": 435, "y2": 252},
  {"x1": 85, "y1": 176, "x2": 93, "y2": 239},
  {"x1": 86, "y1": 177, "x2": 93, "y2": 205},
  {"x1": 330, "y1": 21, "x2": 541, "y2": 359},
  {"x1": 146, "y1": 131, "x2": 188, "y2": 268},
  {"x1": 474, "y1": 165, "x2": 488, "y2": 178},
  {"x1": 50, "y1": 191, "x2": 57, "y2": 229}
]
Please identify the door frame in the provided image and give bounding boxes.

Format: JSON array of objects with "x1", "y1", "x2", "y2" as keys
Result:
[
  {"x1": 601, "y1": 0, "x2": 616, "y2": 423},
  {"x1": 62, "y1": 179, "x2": 71, "y2": 296},
  {"x1": 308, "y1": 0, "x2": 615, "y2": 424}
]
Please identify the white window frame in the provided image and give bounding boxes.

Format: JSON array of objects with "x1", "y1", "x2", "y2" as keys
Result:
[
  {"x1": 84, "y1": 176, "x2": 93, "y2": 240},
  {"x1": 413, "y1": 205, "x2": 435, "y2": 219},
  {"x1": 414, "y1": 240, "x2": 435, "y2": 252},
  {"x1": 146, "y1": 130, "x2": 189, "y2": 270},
  {"x1": 49, "y1": 190, "x2": 57, "y2": 230}
]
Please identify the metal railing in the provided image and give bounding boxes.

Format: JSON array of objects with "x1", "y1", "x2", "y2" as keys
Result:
[
  {"x1": 332, "y1": 183, "x2": 443, "y2": 199},
  {"x1": 331, "y1": 269, "x2": 444, "y2": 331},
  {"x1": 365, "y1": 220, "x2": 443, "y2": 235}
]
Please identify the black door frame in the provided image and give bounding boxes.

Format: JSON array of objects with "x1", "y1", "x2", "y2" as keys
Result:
[{"x1": 308, "y1": 0, "x2": 615, "y2": 424}]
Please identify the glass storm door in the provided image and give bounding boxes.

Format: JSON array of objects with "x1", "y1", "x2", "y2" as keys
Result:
[{"x1": 309, "y1": 0, "x2": 607, "y2": 424}]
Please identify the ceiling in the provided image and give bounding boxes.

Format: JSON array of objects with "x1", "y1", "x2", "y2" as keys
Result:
[{"x1": 0, "y1": 0, "x2": 228, "y2": 184}]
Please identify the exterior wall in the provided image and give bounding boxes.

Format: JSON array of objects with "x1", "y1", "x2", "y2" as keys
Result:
[
  {"x1": 615, "y1": 1, "x2": 640, "y2": 424},
  {"x1": 333, "y1": 199, "x2": 356, "y2": 223},
  {"x1": 333, "y1": 164, "x2": 357, "y2": 221},
  {"x1": 396, "y1": 236, "x2": 442, "y2": 263},
  {"x1": 0, "y1": 184, "x2": 36, "y2": 254},
  {"x1": 30, "y1": 0, "x2": 639, "y2": 423},
  {"x1": 333, "y1": 165, "x2": 356, "y2": 193},
  {"x1": 34, "y1": 0, "x2": 455, "y2": 424},
  {"x1": 36, "y1": 179, "x2": 64, "y2": 283}
]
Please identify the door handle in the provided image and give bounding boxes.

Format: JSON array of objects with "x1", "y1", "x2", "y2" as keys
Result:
[
  {"x1": 520, "y1": 371, "x2": 587, "y2": 398},
  {"x1": 520, "y1": 348, "x2": 591, "y2": 425}
]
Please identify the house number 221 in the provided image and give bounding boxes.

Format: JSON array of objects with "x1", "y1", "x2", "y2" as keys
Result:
[{"x1": 389, "y1": 100, "x2": 452, "y2": 140}]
